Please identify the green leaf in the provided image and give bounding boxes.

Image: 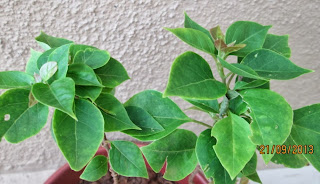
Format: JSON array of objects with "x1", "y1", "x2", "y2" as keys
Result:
[
  {"x1": 164, "y1": 51, "x2": 227, "y2": 100},
  {"x1": 95, "y1": 57, "x2": 130, "y2": 88},
  {"x1": 165, "y1": 28, "x2": 215, "y2": 54},
  {"x1": 234, "y1": 80, "x2": 268, "y2": 90},
  {"x1": 229, "y1": 95, "x2": 248, "y2": 115},
  {"x1": 124, "y1": 90, "x2": 190, "y2": 141},
  {"x1": 141, "y1": 129, "x2": 197, "y2": 181},
  {"x1": 53, "y1": 99, "x2": 104, "y2": 171},
  {"x1": 32, "y1": 77, "x2": 76, "y2": 119},
  {"x1": 39, "y1": 61, "x2": 58, "y2": 81},
  {"x1": 74, "y1": 48, "x2": 110, "y2": 69},
  {"x1": 184, "y1": 12, "x2": 213, "y2": 42},
  {"x1": 95, "y1": 93, "x2": 140, "y2": 132},
  {"x1": 69, "y1": 44, "x2": 97, "y2": 62},
  {"x1": 37, "y1": 48, "x2": 55, "y2": 69},
  {"x1": 67, "y1": 64, "x2": 103, "y2": 87},
  {"x1": 101, "y1": 87, "x2": 115, "y2": 95},
  {"x1": 0, "y1": 89, "x2": 48, "y2": 143},
  {"x1": 290, "y1": 104, "x2": 320, "y2": 171},
  {"x1": 241, "y1": 77, "x2": 270, "y2": 89},
  {"x1": 35, "y1": 31, "x2": 73, "y2": 50},
  {"x1": 242, "y1": 153, "x2": 257, "y2": 176},
  {"x1": 240, "y1": 89, "x2": 293, "y2": 163},
  {"x1": 211, "y1": 112, "x2": 256, "y2": 179},
  {"x1": 75, "y1": 86, "x2": 102, "y2": 101},
  {"x1": 26, "y1": 49, "x2": 42, "y2": 75},
  {"x1": 47, "y1": 44, "x2": 73, "y2": 80},
  {"x1": 80, "y1": 155, "x2": 108, "y2": 182},
  {"x1": 242, "y1": 49, "x2": 313, "y2": 80},
  {"x1": 225, "y1": 21, "x2": 271, "y2": 57},
  {"x1": 196, "y1": 129, "x2": 235, "y2": 184},
  {"x1": 184, "y1": 98, "x2": 219, "y2": 113},
  {"x1": 271, "y1": 135, "x2": 308, "y2": 168},
  {"x1": 0, "y1": 71, "x2": 34, "y2": 89},
  {"x1": 218, "y1": 57, "x2": 264, "y2": 80},
  {"x1": 109, "y1": 141, "x2": 148, "y2": 178},
  {"x1": 263, "y1": 34, "x2": 291, "y2": 58},
  {"x1": 246, "y1": 172, "x2": 262, "y2": 184}
]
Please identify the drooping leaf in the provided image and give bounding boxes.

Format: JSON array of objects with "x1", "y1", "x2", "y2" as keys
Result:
[
  {"x1": 211, "y1": 112, "x2": 256, "y2": 179},
  {"x1": 242, "y1": 49, "x2": 312, "y2": 80},
  {"x1": 74, "y1": 48, "x2": 110, "y2": 69},
  {"x1": 263, "y1": 34, "x2": 291, "y2": 58},
  {"x1": 67, "y1": 64, "x2": 103, "y2": 87},
  {"x1": 225, "y1": 21, "x2": 271, "y2": 57},
  {"x1": 141, "y1": 129, "x2": 197, "y2": 181},
  {"x1": 75, "y1": 85, "x2": 102, "y2": 101},
  {"x1": 39, "y1": 61, "x2": 58, "y2": 81},
  {"x1": 196, "y1": 129, "x2": 235, "y2": 184},
  {"x1": 240, "y1": 89, "x2": 293, "y2": 163},
  {"x1": 0, "y1": 71, "x2": 34, "y2": 89},
  {"x1": 35, "y1": 31, "x2": 73, "y2": 50},
  {"x1": 124, "y1": 90, "x2": 190, "y2": 141},
  {"x1": 109, "y1": 141, "x2": 148, "y2": 178},
  {"x1": 25, "y1": 49, "x2": 42, "y2": 75},
  {"x1": 95, "y1": 57, "x2": 130, "y2": 88},
  {"x1": 234, "y1": 80, "x2": 268, "y2": 90},
  {"x1": 184, "y1": 12, "x2": 213, "y2": 41},
  {"x1": 164, "y1": 51, "x2": 227, "y2": 100},
  {"x1": 165, "y1": 28, "x2": 215, "y2": 54},
  {"x1": 290, "y1": 104, "x2": 320, "y2": 171},
  {"x1": 32, "y1": 77, "x2": 76, "y2": 119},
  {"x1": 80, "y1": 155, "x2": 108, "y2": 182},
  {"x1": 53, "y1": 99, "x2": 104, "y2": 171},
  {"x1": 69, "y1": 44, "x2": 97, "y2": 62},
  {"x1": 184, "y1": 98, "x2": 219, "y2": 113},
  {"x1": 95, "y1": 93, "x2": 140, "y2": 132},
  {"x1": 122, "y1": 106, "x2": 164, "y2": 136}
]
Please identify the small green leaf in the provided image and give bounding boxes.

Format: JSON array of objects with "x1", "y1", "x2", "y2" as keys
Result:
[
  {"x1": 184, "y1": 98, "x2": 219, "y2": 113},
  {"x1": 26, "y1": 49, "x2": 42, "y2": 75},
  {"x1": 229, "y1": 95, "x2": 248, "y2": 115},
  {"x1": 141, "y1": 129, "x2": 197, "y2": 181},
  {"x1": 124, "y1": 90, "x2": 190, "y2": 141},
  {"x1": 240, "y1": 89, "x2": 293, "y2": 163},
  {"x1": 225, "y1": 21, "x2": 271, "y2": 57},
  {"x1": 246, "y1": 172, "x2": 262, "y2": 184},
  {"x1": 196, "y1": 129, "x2": 235, "y2": 184},
  {"x1": 95, "y1": 57, "x2": 130, "y2": 88},
  {"x1": 234, "y1": 80, "x2": 268, "y2": 90},
  {"x1": 164, "y1": 51, "x2": 227, "y2": 100},
  {"x1": 74, "y1": 48, "x2": 110, "y2": 69},
  {"x1": 69, "y1": 44, "x2": 97, "y2": 62},
  {"x1": 165, "y1": 28, "x2": 215, "y2": 54},
  {"x1": 109, "y1": 141, "x2": 148, "y2": 178},
  {"x1": 0, "y1": 71, "x2": 34, "y2": 89},
  {"x1": 242, "y1": 49, "x2": 313, "y2": 80},
  {"x1": 67, "y1": 64, "x2": 103, "y2": 87},
  {"x1": 95, "y1": 93, "x2": 140, "y2": 132},
  {"x1": 242, "y1": 153, "x2": 257, "y2": 176},
  {"x1": 211, "y1": 112, "x2": 256, "y2": 179},
  {"x1": 80, "y1": 155, "x2": 108, "y2": 182},
  {"x1": 263, "y1": 34, "x2": 291, "y2": 58},
  {"x1": 75, "y1": 86, "x2": 102, "y2": 101},
  {"x1": 37, "y1": 48, "x2": 55, "y2": 69},
  {"x1": 53, "y1": 99, "x2": 104, "y2": 171},
  {"x1": 47, "y1": 44, "x2": 73, "y2": 80},
  {"x1": 39, "y1": 61, "x2": 58, "y2": 81},
  {"x1": 35, "y1": 31, "x2": 73, "y2": 50},
  {"x1": 32, "y1": 77, "x2": 76, "y2": 119},
  {"x1": 184, "y1": 12, "x2": 213, "y2": 42}
]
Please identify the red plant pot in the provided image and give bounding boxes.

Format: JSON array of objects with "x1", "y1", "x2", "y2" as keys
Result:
[{"x1": 45, "y1": 143, "x2": 208, "y2": 184}]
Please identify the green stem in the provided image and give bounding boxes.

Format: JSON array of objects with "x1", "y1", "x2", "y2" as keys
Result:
[
  {"x1": 211, "y1": 54, "x2": 226, "y2": 84},
  {"x1": 227, "y1": 73, "x2": 236, "y2": 89},
  {"x1": 191, "y1": 119, "x2": 212, "y2": 128}
]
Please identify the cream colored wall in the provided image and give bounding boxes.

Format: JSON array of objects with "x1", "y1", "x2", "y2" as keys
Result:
[{"x1": 0, "y1": 0, "x2": 319, "y2": 174}]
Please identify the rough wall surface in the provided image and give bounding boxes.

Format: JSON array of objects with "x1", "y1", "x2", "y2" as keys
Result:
[{"x1": 0, "y1": 0, "x2": 319, "y2": 174}]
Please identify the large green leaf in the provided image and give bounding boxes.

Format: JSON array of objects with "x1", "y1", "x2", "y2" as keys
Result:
[
  {"x1": 69, "y1": 44, "x2": 97, "y2": 62},
  {"x1": 32, "y1": 77, "x2": 76, "y2": 119},
  {"x1": 225, "y1": 21, "x2": 271, "y2": 57},
  {"x1": 0, "y1": 71, "x2": 34, "y2": 89},
  {"x1": 290, "y1": 104, "x2": 320, "y2": 171},
  {"x1": 25, "y1": 49, "x2": 42, "y2": 75},
  {"x1": 109, "y1": 141, "x2": 148, "y2": 178},
  {"x1": 0, "y1": 89, "x2": 48, "y2": 143},
  {"x1": 67, "y1": 64, "x2": 103, "y2": 87},
  {"x1": 165, "y1": 28, "x2": 215, "y2": 54},
  {"x1": 75, "y1": 85, "x2": 102, "y2": 101},
  {"x1": 74, "y1": 48, "x2": 110, "y2": 69},
  {"x1": 263, "y1": 34, "x2": 291, "y2": 58},
  {"x1": 95, "y1": 93, "x2": 140, "y2": 132},
  {"x1": 164, "y1": 51, "x2": 227, "y2": 100},
  {"x1": 141, "y1": 129, "x2": 197, "y2": 181},
  {"x1": 184, "y1": 98, "x2": 219, "y2": 113},
  {"x1": 35, "y1": 31, "x2": 73, "y2": 50},
  {"x1": 240, "y1": 89, "x2": 293, "y2": 163},
  {"x1": 211, "y1": 112, "x2": 256, "y2": 179},
  {"x1": 196, "y1": 129, "x2": 235, "y2": 184},
  {"x1": 80, "y1": 155, "x2": 108, "y2": 182},
  {"x1": 124, "y1": 90, "x2": 190, "y2": 141},
  {"x1": 53, "y1": 99, "x2": 104, "y2": 171},
  {"x1": 184, "y1": 12, "x2": 213, "y2": 42},
  {"x1": 95, "y1": 57, "x2": 130, "y2": 88},
  {"x1": 122, "y1": 106, "x2": 164, "y2": 136},
  {"x1": 242, "y1": 49, "x2": 312, "y2": 80}
]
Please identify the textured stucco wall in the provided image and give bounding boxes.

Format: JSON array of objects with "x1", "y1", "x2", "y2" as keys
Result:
[{"x1": 0, "y1": 0, "x2": 319, "y2": 174}]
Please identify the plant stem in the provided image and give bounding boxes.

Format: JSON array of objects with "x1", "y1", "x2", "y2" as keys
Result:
[
  {"x1": 102, "y1": 134, "x2": 119, "y2": 184},
  {"x1": 227, "y1": 73, "x2": 235, "y2": 89},
  {"x1": 191, "y1": 119, "x2": 212, "y2": 128},
  {"x1": 211, "y1": 54, "x2": 226, "y2": 84}
]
